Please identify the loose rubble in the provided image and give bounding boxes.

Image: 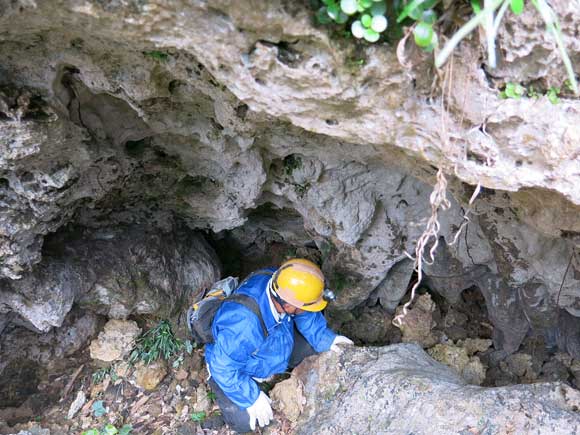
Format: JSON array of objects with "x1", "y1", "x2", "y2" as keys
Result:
[{"x1": 89, "y1": 320, "x2": 142, "y2": 363}]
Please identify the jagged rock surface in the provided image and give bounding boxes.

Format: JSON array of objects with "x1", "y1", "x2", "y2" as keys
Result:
[
  {"x1": 0, "y1": 0, "x2": 578, "y2": 358},
  {"x1": 287, "y1": 344, "x2": 580, "y2": 435},
  {"x1": 0, "y1": 225, "x2": 220, "y2": 331}
]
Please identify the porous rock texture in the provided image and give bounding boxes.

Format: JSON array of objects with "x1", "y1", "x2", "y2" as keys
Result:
[
  {"x1": 0, "y1": 225, "x2": 220, "y2": 332},
  {"x1": 89, "y1": 318, "x2": 141, "y2": 362},
  {"x1": 285, "y1": 344, "x2": 580, "y2": 434},
  {"x1": 0, "y1": 0, "x2": 578, "y2": 359}
]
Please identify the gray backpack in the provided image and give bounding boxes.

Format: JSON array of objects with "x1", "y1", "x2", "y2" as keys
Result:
[{"x1": 186, "y1": 271, "x2": 272, "y2": 345}]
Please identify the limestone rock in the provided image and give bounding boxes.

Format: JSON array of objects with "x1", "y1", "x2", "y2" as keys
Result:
[
  {"x1": 462, "y1": 358, "x2": 487, "y2": 386},
  {"x1": 540, "y1": 359, "x2": 571, "y2": 383},
  {"x1": 0, "y1": 0, "x2": 579, "y2": 361},
  {"x1": 1, "y1": 226, "x2": 220, "y2": 332},
  {"x1": 428, "y1": 344, "x2": 471, "y2": 373},
  {"x1": 396, "y1": 294, "x2": 438, "y2": 348},
  {"x1": 270, "y1": 376, "x2": 306, "y2": 423},
  {"x1": 10, "y1": 430, "x2": 50, "y2": 435},
  {"x1": 457, "y1": 338, "x2": 493, "y2": 356},
  {"x1": 291, "y1": 344, "x2": 580, "y2": 434},
  {"x1": 89, "y1": 319, "x2": 141, "y2": 362},
  {"x1": 174, "y1": 368, "x2": 188, "y2": 381},
  {"x1": 570, "y1": 360, "x2": 580, "y2": 389},
  {"x1": 501, "y1": 352, "x2": 537, "y2": 381},
  {"x1": 339, "y1": 306, "x2": 399, "y2": 345},
  {"x1": 134, "y1": 360, "x2": 168, "y2": 391},
  {"x1": 428, "y1": 343, "x2": 487, "y2": 385},
  {"x1": 66, "y1": 390, "x2": 86, "y2": 420},
  {"x1": 192, "y1": 385, "x2": 212, "y2": 414},
  {"x1": 114, "y1": 361, "x2": 132, "y2": 379}
]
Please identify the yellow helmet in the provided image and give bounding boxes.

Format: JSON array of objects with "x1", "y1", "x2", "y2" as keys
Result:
[{"x1": 272, "y1": 258, "x2": 327, "y2": 312}]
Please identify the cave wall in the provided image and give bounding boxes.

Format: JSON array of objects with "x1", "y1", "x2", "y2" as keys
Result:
[{"x1": 0, "y1": 0, "x2": 579, "y2": 356}]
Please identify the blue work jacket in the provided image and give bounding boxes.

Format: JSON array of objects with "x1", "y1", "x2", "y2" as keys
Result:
[{"x1": 204, "y1": 268, "x2": 336, "y2": 408}]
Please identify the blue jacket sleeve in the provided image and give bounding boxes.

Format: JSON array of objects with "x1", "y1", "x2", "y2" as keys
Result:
[
  {"x1": 207, "y1": 303, "x2": 265, "y2": 408},
  {"x1": 294, "y1": 311, "x2": 336, "y2": 352}
]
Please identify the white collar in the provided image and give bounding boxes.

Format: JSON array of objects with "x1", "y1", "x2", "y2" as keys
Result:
[{"x1": 267, "y1": 278, "x2": 285, "y2": 322}]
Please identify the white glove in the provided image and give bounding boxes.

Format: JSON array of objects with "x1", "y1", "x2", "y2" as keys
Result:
[
  {"x1": 252, "y1": 375, "x2": 275, "y2": 383},
  {"x1": 330, "y1": 335, "x2": 354, "y2": 354},
  {"x1": 247, "y1": 391, "x2": 273, "y2": 430}
]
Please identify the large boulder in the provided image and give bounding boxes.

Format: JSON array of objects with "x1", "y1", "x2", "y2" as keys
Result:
[
  {"x1": 280, "y1": 344, "x2": 580, "y2": 434},
  {"x1": 0, "y1": 225, "x2": 220, "y2": 332}
]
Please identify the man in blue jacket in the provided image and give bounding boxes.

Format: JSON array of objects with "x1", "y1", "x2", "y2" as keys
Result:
[{"x1": 204, "y1": 258, "x2": 353, "y2": 433}]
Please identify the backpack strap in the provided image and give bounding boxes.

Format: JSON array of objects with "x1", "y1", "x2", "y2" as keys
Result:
[
  {"x1": 238, "y1": 269, "x2": 274, "y2": 288},
  {"x1": 227, "y1": 294, "x2": 269, "y2": 338}
]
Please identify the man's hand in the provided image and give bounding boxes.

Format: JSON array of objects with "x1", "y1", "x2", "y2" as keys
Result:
[
  {"x1": 330, "y1": 335, "x2": 354, "y2": 354},
  {"x1": 247, "y1": 391, "x2": 273, "y2": 430}
]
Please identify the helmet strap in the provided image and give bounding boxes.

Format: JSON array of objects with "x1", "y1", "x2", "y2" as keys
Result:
[{"x1": 268, "y1": 280, "x2": 296, "y2": 317}]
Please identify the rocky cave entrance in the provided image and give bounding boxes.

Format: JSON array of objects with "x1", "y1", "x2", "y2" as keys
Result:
[
  {"x1": 2, "y1": 202, "x2": 579, "y2": 433},
  {"x1": 1, "y1": 1, "x2": 580, "y2": 431}
]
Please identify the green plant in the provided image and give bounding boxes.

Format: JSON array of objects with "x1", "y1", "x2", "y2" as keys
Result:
[
  {"x1": 143, "y1": 50, "x2": 169, "y2": 62},
  {"x1": 546, "y1": 86, "x2": 561, "y2": 104},
  {"x1": 498, "y1": 82, "x2": 564, "y2": 103},
  {"x1": 129, "y1": 320, "x2": 183, "y2": 365},
  {"x1": 435, "y1": 0, "x2": 578, "y2": 95},
  {"x1": 283, "y1": 154, "x2": 302, "y2": 176},
  {"x1": 207, "y1": 391, "x2": 217, "y2": 402},
  {"x1": 293, "y1": 181, "x2": 311, "y2": 198},
  {"x1": 191, "y1": 411, "x2": 206, "y2": 423},
  {"x1": 315, "y1": 0, "x2": 389, "y2": 42},
  {"x1": 527, "y1": 85, "x2": 539, "y2": 99},
  {"x1": 81, "y1": 424, "x2": 132, "y2": 435},
  {"x1": 345, "y1": 56, "x2": 366, "y2": 69},
  {"x1": 397, "y1": 0, "x2": 439, "y2": 51},
  {"x1": 92, "y1": 367, "x2": 111, "y2": 384},
  {"x1": 499, "y1": 82, "x2": 525, "y2": 99}
]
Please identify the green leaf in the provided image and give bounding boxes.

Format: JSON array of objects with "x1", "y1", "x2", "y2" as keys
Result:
[
  {"x1": 371, "y1": 15, "x2": 388, "y2": 32},
  {"x1": 413, "y1": 21, "x2": 434, "y2": 47},
  {"x1": 359, "y1": 0, "x2": 373, "y2": 8},
  {"x1": 92, "y1": 400, "x2": 107, "y2": 418},
  {"x1": 422, "y1": 32, "x2": 438, "y2": 52},
  {"x1": 527, "y1": 85, "x2": 539, "y2": 98},
  {"x1": 119, "y1": 425, "x2": 133, "y2": 435},
  {"x1": 501, "y1": 82, "x2": 526, "y2": 99},
  {"x1": 81, "y1": 430, "x2": 100, "y2": 435},
  {"x1": 340, "y1": 0, "x2": 358, "y2": 15},
  {"x1": 421, "y1": 9, "x2": 437, "y2": 24},
  {"x1": 546, "y1": 87, "x2": 560, "y2": 104},
  {"x1": 102, "y1": 424, "x2": 119, "y2": 435},
  {"x1": 370, "y1": 1, "x2": 387, "y2": 16},
  {"x1": 335, "y1": 11, "x2": 349, "y2": 23},
  {"x1": 143, "y1": 51, "x2": 169, "y2": 62},
  {"x1": 327, "y1": 3, "x2": 341, "y2": 20},
  {"x1": 361, "y1": 14, "x2": 372, "y2": 27},
  {"x1": 351, "y1": 20, "x2": 365, "y2": 38},
  {"x1": 397, "y1": 0, "x2": 438, "y2": 23},
  {"x1": 471, "y1": 0, "x2": 482, "y2": 13},
  {"x1": 510, "y1": 0, "x2": 524, "y2": 15},
  {"x1": 191, "y1": 411, "x2": 207, "y2": 422},
  {"x1": 363, "y1": 28, "x2": 380, "y2": 42}
]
